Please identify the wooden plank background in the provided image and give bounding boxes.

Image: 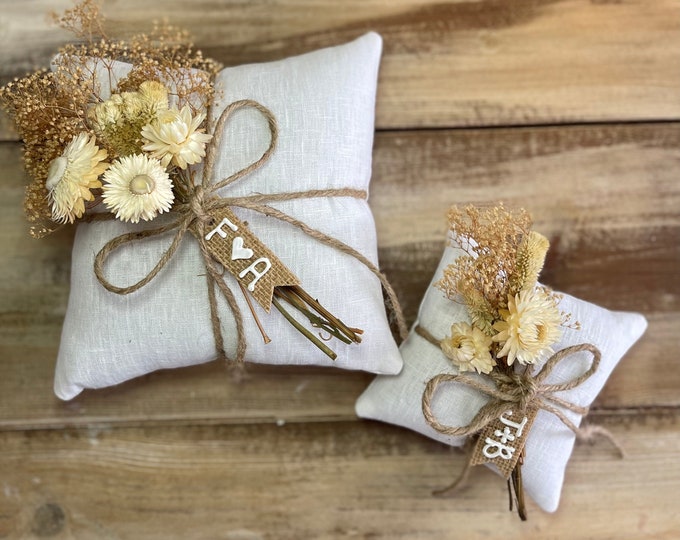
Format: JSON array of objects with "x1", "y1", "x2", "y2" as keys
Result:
[{"x1": 1, "y1": 0, "x2": 678, "y2": 538}]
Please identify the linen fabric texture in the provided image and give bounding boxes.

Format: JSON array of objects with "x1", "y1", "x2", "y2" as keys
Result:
[
  {"x1": 355, "y1": 245, "x2": 647, "y2": 512},
  {"x1": 54, "y1": 33, "x2": 403, "y2": 400}
]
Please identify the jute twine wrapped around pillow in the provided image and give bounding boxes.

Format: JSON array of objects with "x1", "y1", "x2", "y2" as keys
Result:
[{"x1": 92, "y1": 98, "x2": 407, "y2": 366}]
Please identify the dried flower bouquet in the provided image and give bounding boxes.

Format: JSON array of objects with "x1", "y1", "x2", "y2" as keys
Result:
[{"x1": 0, "y1": 1, "x2": 400, "y2": 368}]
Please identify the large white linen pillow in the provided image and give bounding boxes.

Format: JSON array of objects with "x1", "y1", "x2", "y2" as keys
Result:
[
  {"x1": 54, "y1": 33, "x2": 404, "y2": 400},
  {"x1": 356, "y1": 245, "x2": 647, "y2": 512}
]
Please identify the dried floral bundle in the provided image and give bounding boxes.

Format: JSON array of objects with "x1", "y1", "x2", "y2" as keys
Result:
[
  {"x1": 0, "y1": 0, "x2": 219, "y2": 237},
  {"x1": 0, "y1": 0, "x2": 362, "y2": 360},
  {"x1": 434, "y1": 204, "x2": 580, "y2": 519},
  {"x1": 437, "y1": 204, "x2": 577, "y2": 374}
]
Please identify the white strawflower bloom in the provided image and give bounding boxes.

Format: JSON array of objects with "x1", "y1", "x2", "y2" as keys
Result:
[
  {"x1": 493, "y1": 288, "x2": 563, "y2": 366},
  {"x1": 45, "y1": 133, "x2": 108, "y2": 224},
  {"x1": 102, "y1": 154, "x2": 174, "y2": 223},
  {"x1": 440, "y1": 322, "x2": 495, "y2": 374},
  {"x1": 141, "y1": 105, "x2": 212, "y2": 169}
]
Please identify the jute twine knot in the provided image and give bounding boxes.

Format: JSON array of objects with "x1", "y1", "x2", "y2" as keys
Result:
[
  {"x1": 92, "y1": 99, "x2": 409, "y2": 366},
  {"x1": 188, "y1": 185, "x2": 209, "y2": 224},
  {"x1": 494, "y1": 371, "x2": 538, "y2": 414}
]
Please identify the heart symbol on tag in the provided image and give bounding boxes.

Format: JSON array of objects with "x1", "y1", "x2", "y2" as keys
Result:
[{"x1": 231, "y1": 236, "x2": 254, "y2": 261}]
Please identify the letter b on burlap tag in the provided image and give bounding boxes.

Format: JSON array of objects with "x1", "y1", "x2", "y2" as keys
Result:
[{"x1": 470, "y1": 405, "x2": 539, "y2": 478}]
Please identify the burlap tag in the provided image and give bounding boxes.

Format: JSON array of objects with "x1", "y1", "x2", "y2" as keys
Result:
[
  {"x1": 469, "y1": 405, "x2": 539, "y2": 478},
  {"x1": 198, "y1": 207, "x2": 300, "y2": 311}
]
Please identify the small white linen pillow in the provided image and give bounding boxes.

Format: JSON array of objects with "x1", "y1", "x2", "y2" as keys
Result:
[
  {"x1": 356, "y1": 245, "x2": 647, "y2": 512},
  {"x1": 54, "y1": 33, "x2": 404, "y2": 400}
]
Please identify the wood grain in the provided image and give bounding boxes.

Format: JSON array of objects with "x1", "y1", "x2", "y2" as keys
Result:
[
  {"x1": 1, "y1": 414, "x2": 678, "y2": 539},
  {"x1": 1, "y1": 122, "x2": 677, "y2": 429},
  {"x1": 1, "y1": 0, "x2": 679, "y2": 137},
  {"x1": 1, "y1": 0, "x2": 678, "y2": 534}
]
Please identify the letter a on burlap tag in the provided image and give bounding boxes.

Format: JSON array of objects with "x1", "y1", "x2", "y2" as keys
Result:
[
  {"x1": 200, "y1": 207, "x2": 300, "y2": 312},
  {"x1": 470, "y1": 405, "x2": 539, "y2": 478}
]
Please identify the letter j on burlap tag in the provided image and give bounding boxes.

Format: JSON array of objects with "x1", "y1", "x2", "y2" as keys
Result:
[
  {"x1": 201, "y1": 207, "x2": 300, "y2": 312},
  {"x1": 470, "y1": 405, "x2": 539, "y2": 478}
]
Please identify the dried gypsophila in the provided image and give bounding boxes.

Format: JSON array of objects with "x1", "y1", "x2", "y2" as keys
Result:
[
  {"x1": 0, "y1": 0, "x2": 220, "y2": 237},
  {"x1": 436, "y1": 205, "x2": 576, "y2": 371}
]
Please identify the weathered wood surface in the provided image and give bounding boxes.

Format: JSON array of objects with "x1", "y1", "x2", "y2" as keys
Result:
[
  {"x1": 1, "y1": 414, "x2": 679, "y2": 539},
  {"x1": 2, "y1": 0, "x2": 679, "y2": 537},
  {"x1": 1, "y1": 0, "x2": 679, "y2": 137}
]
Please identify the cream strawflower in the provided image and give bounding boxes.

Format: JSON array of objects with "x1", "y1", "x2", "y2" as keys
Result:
[
  {"x1": 141, "y1": 105, "x2": 212, "y2": 169},
  {"x1": 493, "y1": 288, "x2": 562, "y2": 366},
  {"x1": 45, "y1": 133, "x2": 108, "y2": 224},
  {"x1": 441, "y1": 322, "x2": 495, "y2": 374},
  {"x1": 102, "y1": 154, "x2": 174, "y2": 223}
]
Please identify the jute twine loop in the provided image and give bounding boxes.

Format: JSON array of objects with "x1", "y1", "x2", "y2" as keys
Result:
[
  {"x1": 418, "y1": 324, "x2": 598, "y2": 437},
  {"x1": 92, "y1": 99, "x2": 408, "y2": 365}
]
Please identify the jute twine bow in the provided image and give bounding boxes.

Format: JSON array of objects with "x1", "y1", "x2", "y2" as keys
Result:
[
  {"x1": 416, "y1": 325, "x2": 623, "y2": 494},
  {"x1": 93, "y1": 99, "x2": 408, "y2": 364},
  {"x1": 419, "y1": 328, "x2": 597, "y2": 436}
]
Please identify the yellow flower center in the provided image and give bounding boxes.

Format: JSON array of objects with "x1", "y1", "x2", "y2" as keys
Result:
[
  {"x1": 129, "y1": 174, "x2": 156, "y2": 195},
  {"x1": 450, "y1": 336, "x2": 464, "y2": 349},
  {"x1": 536, "y1": 324, "x2": 547, "y2": 342}
]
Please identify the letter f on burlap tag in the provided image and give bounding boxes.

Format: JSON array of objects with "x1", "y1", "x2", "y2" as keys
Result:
[{"x1": 201, "y1": 208, "x2": 300, "y2": 312}]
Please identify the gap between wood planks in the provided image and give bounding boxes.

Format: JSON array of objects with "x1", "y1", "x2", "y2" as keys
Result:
[
  {"x1": 1, "y1": 406, "x2": 678, "y2": 434},
  {"x1": 373, "y1": 117, "x2": 680, "y2": 134},
  {"x1": 2, "y1": 117, "x2": 680, "y2": 143}
]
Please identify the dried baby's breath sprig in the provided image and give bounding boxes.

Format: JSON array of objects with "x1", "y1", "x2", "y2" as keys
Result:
[
  {"x1": 437, "y1": 204, "x2": 532, "y2": 327},
  {"x1": 436, "y1": 204, "x2": 575, "y2": 367},
  {"x1": 0, "y1": 68, "x2": 98, "y2": 234},
  {"x1": 50, "y1": 0, "x2": 107, "y2": 41}
]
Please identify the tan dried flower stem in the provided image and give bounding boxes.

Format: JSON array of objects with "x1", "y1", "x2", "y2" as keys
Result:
[
  {"x1": 274, "y1": 287, "x2": 352, "y2": 344},
  {"x1": 239, "y1": 282, "x2": 271, "y2": 345},
  {"x1": 508, "y1": 453, "x2": 527, "y2": 521},
  {"x1": 285, "y1": 285, "x2": 362, "y2": 344},
  {"x1": 271, "y1": 296, "x2": 337, "y2": 360}
]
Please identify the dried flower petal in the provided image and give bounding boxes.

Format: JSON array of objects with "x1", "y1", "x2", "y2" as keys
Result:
[
  {"x1": 46, "y1": 133, "x2": 108, "y2": 223},
  {"x1": 102, "y1": 154, "x2": 174, "y2": 223},
  {"x1": 493, "y1": 288, "x2": 562, "y2": 366},
  {"x1": 441, "y1": 322, "x2": 495, "y2": 374}
]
